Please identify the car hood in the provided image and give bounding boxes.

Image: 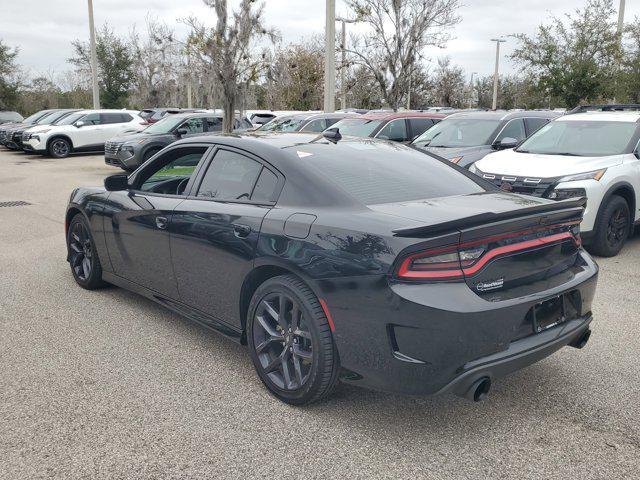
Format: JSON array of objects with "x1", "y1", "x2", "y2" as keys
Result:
[
  {"x1": 369, "y1": 191, "x2": 550, "y2": 227},
  {"x1": 109, "y1": 132, "x2": 160, "y2": 144},
  {"x1": 475, "y1": 149, "x2": 624, "y2": 177}
]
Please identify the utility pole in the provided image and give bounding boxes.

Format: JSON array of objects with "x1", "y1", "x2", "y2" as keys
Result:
[
  {"x1": 186, "y1": 47, "x2": 193, "y2": 109},
  {"x1": 324, "y1": 0, "x2": 336, "y2": 113},
  {"x1": 617, "y1": 0, "x2": 626, "y2": 36},
  {"x1": 87, "y1": 0, "x2": 100, "y2": 109},
  {"x1": 336, "y1": 17, "x2": 356, "y2": 111},
  {"x1": 491, "y1": 38, "x2": 506, "y2": 111},
  {"x1": 468, "y1": 72, "x2": 477, "y2": 108}
]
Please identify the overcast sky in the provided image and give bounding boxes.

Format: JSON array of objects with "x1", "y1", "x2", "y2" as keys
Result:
[{"x1": 2, "y1": 0, "x2": 638, "y2": 80}]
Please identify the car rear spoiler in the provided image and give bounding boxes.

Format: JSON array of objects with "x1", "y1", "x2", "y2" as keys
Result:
[{"x1": 392, "y1": 197, "x2": 587, "y2": 238}]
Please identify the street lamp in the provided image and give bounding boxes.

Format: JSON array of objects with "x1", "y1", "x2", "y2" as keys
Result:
[
  {"x1": 468, "y1": 71, "x2": 477, "y2": 108},
  {"x1": 336, "y1": 16, "x2": 356, "y2": 111},
  {"x1": 324, "y1": 0, "x2": 336, "y2": 113},
  {"x1": 490, "y1": 38, "x2": 506, "y2": 111},
  {"x1": 87, "y1": 0, "x2": 100, "y2": 108}
]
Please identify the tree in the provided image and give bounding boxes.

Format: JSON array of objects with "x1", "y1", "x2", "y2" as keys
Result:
[
  {"x1": 187, "y1": 0, "x2": 277, "y2": 133},
  {"x1": 619, "y1": 18, "x2": 640, "y2": 103},
  {"x1": 69, "y1": 25, "x2": 136, "y2": 108},
  {"x1": 345, "y1": 0, "x2": 460, "y2": 110},
  {"x1": 432, "y1": 57, "x2": 467, "y2": 107},
  {"x1": 510, "y1": 0, "x2": 619, "y2": 108},
  {"x1": 0, "y1": 39, "x2": 20, "y2": 110}
]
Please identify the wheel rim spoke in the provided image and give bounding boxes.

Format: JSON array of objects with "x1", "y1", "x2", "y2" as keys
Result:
[
  {"x1": 256, "y1": 313, "x2": 280, "y2": 338},
  {"x1": 278, "y1": 294, "x2": 289, "y2": 330},
  {"x1": 293, "y1": 344, "x2": 312, "y2": 360},
  {"x1": 292, "y1": 354, "x2": 303, "y2": 386},
  {"x1": 255, "y1": 335, "x2": 282, "y2": 354}
]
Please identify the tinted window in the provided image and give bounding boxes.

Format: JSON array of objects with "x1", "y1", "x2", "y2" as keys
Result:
[
  {"x1": 496, "y1": 119, "x2": 526, "y2": 142},
  {"x1": 325, "y1": 118, "x2": 340, "y2": 128},
  {"x1": 178, "y1": 117, "x2": 205, "y2": 134},
  {"x1": 330, "y1": 118, "x2": 384, "y2": 137},
  {"x1": 101, "y1": 113, "x2": 125, "y2": 124},
  {"x1": 251, "y1": 168, "x2": 279, "y2": 202},
  {"x1": 139, "y1": 147, "x2": 207, "y2": 193},
  {"x1": 408, "y1": 118, "x2": 434, "y2": 138},
  {"x1": 517, "y1": 120, "x2": 639, "y2": 157},
  {"x1": 524, "y1": 117, "x2": 550, "y2": 136},
  {"x1": 197, "y1": 150, "x2": 262, "y2": 201},
  {"x1": 258, "y1": 117, "x2": 308, "y2": 132},
  {"x1": 301, "y1": 143, "x2": 485, "y2": 205},
  {"x1": 300, "y1": 119, "x2": 327, "y2": 133},
  {"x1": 205, "y1": 117, "x2": 223, "y2": 132},
  {"x1": 120, "y1": 113, "x2": 133, "y2": 122},
  {"x1": 377, "y1": 119, "x2": 408, "y2": 141}
]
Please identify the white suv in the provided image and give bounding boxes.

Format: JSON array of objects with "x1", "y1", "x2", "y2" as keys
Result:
[
  {"x1": 471, "y1": 109, "x2": 640, "y2": 256},
  {"x1": 22, "y1": 109, "x2": 144, "y2": 158}
]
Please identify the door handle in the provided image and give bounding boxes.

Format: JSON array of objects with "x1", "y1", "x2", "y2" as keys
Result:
[
  {"x1": 156, "y1": 216, "x2": 168, "y2": 230},
  {"x1": 233, "y1": 223, "x2": 251, "y2": 238}
]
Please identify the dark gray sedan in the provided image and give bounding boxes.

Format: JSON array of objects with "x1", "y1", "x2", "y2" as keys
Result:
[
  {"x1": 412, "y1": 110, "x2": 562, "y2": 168},
  {"x1": 105, "y1": 112, "x2": 253, "y2": 171}
]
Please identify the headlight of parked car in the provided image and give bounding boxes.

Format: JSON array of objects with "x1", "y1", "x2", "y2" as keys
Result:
[{"x1": 558, "y1": 169, "x2": 607, "y2": 183}]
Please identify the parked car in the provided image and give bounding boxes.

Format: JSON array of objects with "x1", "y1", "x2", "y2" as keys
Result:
[
  {"x1": 139, "y1": 108, "x2": 201, "y2": 124},
  {"x1": 0, "y1": 111, "x2": 23, "y2": 124},
  {"x1": 22, "y1": 109, "x2": 145, "y2": 158},
  {"x1": 0, "y1": 109, "x2": 64, "y2": 148},
  {"x1": 14, "y1": 109, "x2": 81, "y2": 150},
  {"x1": 65, "y1": 132, "x2": 597, "y2": 405},
  {"x1": 258, "y1": 112, "x2": 356, "y2": 133},
  {"x1": 245, "y1": 110, "x2": 278, "y2": 128},
  {"x1": 412, "y1": 110, "x2": 562, "y2": 168},
  {"x1": 105, "y1": 112, "x2": 252, "y2": 171},
  {"x1": 327, "y1": 111, "x2": 445, "y2": 143},
  {"x1": 471, "y1": 106, "x2": 640, "y2": 257}
]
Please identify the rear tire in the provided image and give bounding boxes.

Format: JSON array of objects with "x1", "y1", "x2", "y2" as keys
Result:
[
  {"x1": 589, "y1": 195, "x2": 630, "y2": 257},
  {"x1": 48, "y1": 137, "x2": 72, "y2": 158},
  {"x1": 142, "y1": 148, "x2": 161, "y2": 164},
  {"x1": 247, "y1": 275, "x2": 340, "y2": 405},
  {"x1": 67, "y1": 214, "x2": 106, "y2": 289}
]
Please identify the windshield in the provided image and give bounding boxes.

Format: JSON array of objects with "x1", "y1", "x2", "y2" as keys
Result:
[
  {"x1": 413, "y1": 118, "x2": 502, "y2": 147},
  {"x1": 23, "y1": 111, "x2": 48, "y2": 124},
  {"x1": 36, "y1": 111, "x2": 70, "y2": 125},
  {"x1": 517, "y1": 121, "x2": 639, "y2": 157},
  {"x1": 329, "y1": 118, "x2": 383, "y2": 137},
  {"x1": 143, "y1": 115, "x2": 185, "y2": 134},
  {"x1": 56, "y1": 113, "x2": 85, "y2": 126},
  {"x1": 258, "y1": 117, "x2": 308, "y2": 132}
]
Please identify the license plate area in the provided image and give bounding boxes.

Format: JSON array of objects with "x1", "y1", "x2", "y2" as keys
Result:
[{"x1": 529, "y1": 291, "x2": 581, "y2": 333}]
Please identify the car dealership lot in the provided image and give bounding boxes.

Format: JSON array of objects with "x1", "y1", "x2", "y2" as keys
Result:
[{"x1": 1, "y1": 150, "x2": 639, "y2": 479}]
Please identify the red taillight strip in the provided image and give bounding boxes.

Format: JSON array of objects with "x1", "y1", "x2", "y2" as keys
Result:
[
  {"x1": 397, "y1": 232, "x2": 576, "y2": 280},
  {"x1": 461, "y1": 232, "x2": 574, "y2": 276},
  {"x1": 458, "y1": 221, "x2": 580, "y2": 249}
]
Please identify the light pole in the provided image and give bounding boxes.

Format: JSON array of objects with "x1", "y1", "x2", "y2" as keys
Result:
[
  {"x1": 324, "y1": 0, "x2": 336, "y2": 113},
  {"x1": 617, "y1": 0, "x2": 626, "y2": 36},
  {"x1": 490, "y1": 38, "x2": 506, "y2": 111},
  {"x1": 336, "y1": 17, "x2": 356, "y2": 111},
  {"x1": 87, "y1": 0, "x2": 100, "y2": 108},
  {"x1": 468, "y1": 71, "x2": 477, "y2": 108}
]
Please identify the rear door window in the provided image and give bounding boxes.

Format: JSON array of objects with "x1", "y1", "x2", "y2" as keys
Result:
[
  {"x1": 196, "y1": 150, "x2": 263, "y2": 201},
  {"x1": 101, "y1": 113, "x2": 125, "y2": 124},
  {"x1": 408, "y1": 118, "x2": 434, "y2": 139},
  {"x1": 205, "y1": 117, "x2": 223, "y2": 132},
  {"x1": 524, "y1": 118, "x2": 550, "y2": 136}
]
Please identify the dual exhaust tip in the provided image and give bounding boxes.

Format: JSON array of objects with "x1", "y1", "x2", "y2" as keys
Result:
[{"x1": 459, "y1": 328, "x2": 592, "y2": 403}]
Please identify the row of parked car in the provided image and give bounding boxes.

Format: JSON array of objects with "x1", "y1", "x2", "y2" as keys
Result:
[{"x1": 3, "y1": 103, "x2": 640, "y2": 257}]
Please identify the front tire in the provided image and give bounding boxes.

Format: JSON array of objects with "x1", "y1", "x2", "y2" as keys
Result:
[
  {"x1": 48, "y1": 137, "x2": 72, "y2": 158},
  {"x1": 247, "y1": 275, "x2": 340, "y2": 405},
  {"x1": 589, "y1": 195, "x2": 631, "y2": 257},
  {"x1": 67, "y1": 214, "x2": 105, "y2": 289}
]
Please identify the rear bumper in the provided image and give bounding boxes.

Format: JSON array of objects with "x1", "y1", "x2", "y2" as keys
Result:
[{"x1": 324, "y1": 251, "x2": 598, "y2": 396}]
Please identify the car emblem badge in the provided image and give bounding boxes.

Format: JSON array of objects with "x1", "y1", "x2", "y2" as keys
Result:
[
  {"x1": 476, "y1": 278, "x2": 505, "y2": 292},
  {"x1": 500, "y1": 183, "x2": 513, "y2": 192}
]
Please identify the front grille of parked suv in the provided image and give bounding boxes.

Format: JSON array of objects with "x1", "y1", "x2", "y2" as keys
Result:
[
  {"x1": 105, "y1": 141, "x2": 123, "y2": 156},
  {"x1": 480, "y1": 173, "x2": 556, "y2": 198}
]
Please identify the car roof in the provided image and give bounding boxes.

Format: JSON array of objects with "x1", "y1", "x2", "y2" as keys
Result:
[
  {"x1": 354, "y1": 111, "x2": 446, "y2": 121},
  {"x1": 274, "y1": 112, "x2": 356, "y2": 121},
  {"x1": 559, "y1": 111, "x2": 640, "y2": 123},
  {"x1": 445, "y1": 110, "x2": 561, "y2": 121}
]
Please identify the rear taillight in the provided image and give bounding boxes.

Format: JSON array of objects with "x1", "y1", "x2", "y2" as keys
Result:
[{"x1": 397, "y1": 246, "x2": 485, "y2": 280}]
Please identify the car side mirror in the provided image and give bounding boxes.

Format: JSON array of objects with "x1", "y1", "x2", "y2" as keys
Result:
[
  {"x1": 104, "y1": 174, "x2": 130, "y2": 192},
  {"x1": 493, "y1": 137, "x2": 518, "y2": 150},
  {"x1": 75, "y1": 120, "x2": 85, "y2": 128},
  {"x1": 322, "y1": 128, "x2": 342, "y2": 143},
  {"x1": 176, "y1": 128, "x2": 188, "y2": 137}
]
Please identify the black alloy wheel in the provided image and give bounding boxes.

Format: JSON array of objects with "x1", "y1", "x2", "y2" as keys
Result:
[
  {"x1": 67, "y1": 214, "x2": 105, "y2": 289},
  {"x1": 49, "y1": 138, "x2": 71, "y2": 158},
  {"x1": 247, "y1": 275, "x2": 340, "y2": 405},
  {"x1": 590, "y1": 195, "x2": 630, "y2": 257}
]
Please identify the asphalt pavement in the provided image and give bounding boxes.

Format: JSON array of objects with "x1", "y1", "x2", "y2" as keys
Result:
[{"x1": 0, "y1": 148, "x2": 638, "y2": 479}]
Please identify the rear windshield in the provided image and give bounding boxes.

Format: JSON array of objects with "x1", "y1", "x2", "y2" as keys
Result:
[
  {"x1": 300, "y1": 142, "x2": 486, "y2": 205},
  {"x1": 517, "y1": 120, "x2": 639, "y2": 156}
]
